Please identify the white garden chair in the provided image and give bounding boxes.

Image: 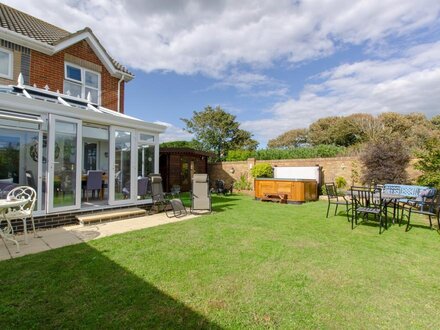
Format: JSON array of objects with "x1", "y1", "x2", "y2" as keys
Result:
[{"x1": 4, "y1": 186, "x2": 38, "y2": 245}]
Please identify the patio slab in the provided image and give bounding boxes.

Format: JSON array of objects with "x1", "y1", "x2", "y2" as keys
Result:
[{"x1": 0, "y1": 211, "x2": 199, "y2": 261}]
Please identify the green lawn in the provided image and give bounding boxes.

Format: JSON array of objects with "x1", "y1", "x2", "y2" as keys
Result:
[{"x1": 1, "y1": 195, "x2": 439, "y2": 329}]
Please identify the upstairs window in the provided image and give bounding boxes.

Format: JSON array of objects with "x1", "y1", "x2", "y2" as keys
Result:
[
  {"x1": 64, "y1": 63, "x2": 100, "y2": 104},
  {"x1": 0, "y1": 48, "x2": 13, "y2": 79}
]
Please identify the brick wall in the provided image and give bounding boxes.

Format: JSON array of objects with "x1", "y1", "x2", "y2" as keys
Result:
[
  {"x1": 8, "y1": 204, "x2": 151, "y2": 233},
  {"x1": 30, "y1": 40, "x2": 124, "y2": 112},
  {"x1": 208, "y1": 157, "x2": 422, "y2": 190}
]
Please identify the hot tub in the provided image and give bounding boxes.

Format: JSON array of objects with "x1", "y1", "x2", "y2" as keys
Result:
[{"x1": 254, "y1": 178, "x2": 318, "y2": 204}]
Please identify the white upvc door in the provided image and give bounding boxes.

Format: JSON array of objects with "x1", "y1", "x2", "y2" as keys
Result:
[
  {"x1": 109, "y1": 126, "x2": 137, "y2": 205},
  {"x1": 47, "y1": 115, "x2": 82, "y2": 213}
]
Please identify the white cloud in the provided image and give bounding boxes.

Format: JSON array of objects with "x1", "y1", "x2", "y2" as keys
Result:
[
  {"x1": 209, "y1": 71, "x2": 289, "y2": 98},
  {"x1": 242, "y1": 41, "x2": 440, "y2": 143},
  {"x1": 4, "y1": 0, "x2": 440, "y2": 76},
  {"x1": 4, "y1": 0, "x2": 440, "y2": 145},
  {"x1": 154, "y1": 121, "x2": 193, "y2": 142}
]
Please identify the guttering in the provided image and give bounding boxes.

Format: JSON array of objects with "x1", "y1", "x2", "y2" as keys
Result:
[
  {"x1": 0, "y1": 27, "x2": 53, "y2": 54},
  {"x1": 117, "y1": 74, "x2": 125, "y2": 113}
]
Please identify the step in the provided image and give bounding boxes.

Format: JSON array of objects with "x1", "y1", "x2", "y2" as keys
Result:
[{"x1": 76, "y1": 207, "x2": 147, "y2": 225}]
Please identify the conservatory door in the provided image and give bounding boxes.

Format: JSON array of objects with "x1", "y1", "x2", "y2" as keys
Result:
[
  {"x1": 48, "y1": 115, "x2": 82, "y2": 213},
  {"x1": 109, "y1": 127, "x2": 136, "y2": 205}
]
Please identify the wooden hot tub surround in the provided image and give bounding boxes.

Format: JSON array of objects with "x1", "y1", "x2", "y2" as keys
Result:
[{"x1": 254, "y1": 178, "x2": 318, "y2": 204}]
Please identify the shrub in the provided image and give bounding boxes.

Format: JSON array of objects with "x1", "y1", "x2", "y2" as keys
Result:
[
  {"x1": 233, "y1": 173, "x2": 252, "y2": 190},
  {"x1": 335, "y1": 176, "x2": 347, "y2": 189},
  {"x1": 224, "y1": 145, "x2": 346, "y2": 161},
  {"x1": 415, "y1": 138, "x2": 440, "y2": 189},
  {"x1": 250, "y1": 163, "x2": 273, "y2": 178},
  {"x1": 360, "y1": 138, "x2": 410, "y2": 185},
  {"x1": 226, "y1": 150, "x2": 255, "y2": 161}
]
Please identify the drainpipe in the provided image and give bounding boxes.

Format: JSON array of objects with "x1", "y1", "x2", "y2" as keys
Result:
[{"x1": 117, "y1": 74, "x2": 125, "y2": 113}]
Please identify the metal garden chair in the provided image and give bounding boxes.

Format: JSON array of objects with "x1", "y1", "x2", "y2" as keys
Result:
[
  {"x1": 4, "y1": 186, "x2": 38, "y2": 245},
  {"x1": 350, "y1": 186, "x2": 387, "y2": 234},
  {"x1": 325, "y1": 182, "x2": 350, "y2": 222},
  {"x1": 401, "y1": 190, "x2": 440, "y2": 231}
]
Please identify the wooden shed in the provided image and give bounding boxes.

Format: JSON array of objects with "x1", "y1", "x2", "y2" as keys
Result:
[{"x1": 159, "y1": 148, "x2": 213, "y2": 192}]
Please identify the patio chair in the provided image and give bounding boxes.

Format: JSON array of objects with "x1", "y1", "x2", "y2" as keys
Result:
[
  {"x1": 170, "y1": 184, "x2": 181, "y2": 198},
  {"x1": 213, "y1": 179, "x2": 231, "y2": 195},
  {"x1": 4, "y1": 186, "x2": 38, "y2": 244},
  {"x1": 148, "y1": 174, "x2": 172, "y2": 214},
  {"x1": 83, "y1": 170, "x2": 103, "y2": 202},
  {"x1": 350, "y1": 186, "x2": 387, "y2": 234},
  {"x1": 165, "y1": 198, "x2": 188, "y2": 218},
  {"x1": 325, "y1": 182, "x2": 350, "y2": 222},
  {"x1": 191, "y1": 174, "x2": 211, "y2": 214},
  {"x1": 401, "y1": 190, "x2": 440, "y2": 231}
]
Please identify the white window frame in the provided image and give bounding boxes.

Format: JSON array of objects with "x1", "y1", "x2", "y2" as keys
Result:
[
  {"x1": 64, "y1": 62, "x2": 101, "y2": 104},
  {"x1": 0, "y1": 48, "x2": 13, "y2": 79}
]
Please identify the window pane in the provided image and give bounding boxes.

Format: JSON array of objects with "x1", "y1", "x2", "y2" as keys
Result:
[
  {"x1": 66, "y1": 65, "x2": 82, "y2": 81},
  {"x1": 138, "y1": 144, "x2": 155, "y2": 177},
  {"x1": 53, "y1": 121, "x2": 78, "y2": 208},
  {"x1": 0, "y1": 128, "x2": 41, "y2": 210},
  {"x1": 139, "y1": 133, "x2": 154, "y2": 142},
  {"x1": 64, "y1": 80, "x2": 82, "y2": 98},
  {"x1": 85, "y1": 87, "x2": 98, "y2": 103},
  {"x1": 0, "y1": 50, "x2": 10, "y2": 77},
  {"x1": 114, "y1": 130, "x2": 131, "y2": 200},
  {"x1": 85, "y1": 71, "x2": 99, "y2": 88}
]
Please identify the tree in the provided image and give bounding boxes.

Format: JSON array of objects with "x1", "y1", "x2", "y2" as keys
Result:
[
  {"x1": 431, "y1": 115, "x2": 440, "y2": 129},
  {"x1": 347, "y1": 113, "x2": 386, "y2": 143},
  {"x1": 360, "y1": 138, "x2": 411, "y2": 185},
  {"x1": 181, "y1": 106, "x2": 258, "y2": 161},
  {"x1": 377, "y1": 112, "x2": 439, "y2": 151},
  {"x1": 267, "y1": 128, "x2": 308, "y2": 148},
  {"x1": 308, "y1": 115, "x2": 365, "y2": 147},
  {"x1": 415, "y1": 137, "x2": 440, "y2": 189},
  {"x1": 308, "y1": 116, "x2": 338, "y2": 146}
]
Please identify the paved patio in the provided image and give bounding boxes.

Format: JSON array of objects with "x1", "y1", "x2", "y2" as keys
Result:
[{"x1": 0, "y1": 212, "x2": 199, "y2": 261}]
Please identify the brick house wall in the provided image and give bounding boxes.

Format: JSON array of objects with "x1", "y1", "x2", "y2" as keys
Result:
[{"x1": 30, "y1": 40, "x2": 124, "y2": 112}]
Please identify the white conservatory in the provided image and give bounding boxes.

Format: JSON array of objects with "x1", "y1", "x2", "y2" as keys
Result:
[{"x1": 0, "y1": 81, "x2": 166, "y2": 216}]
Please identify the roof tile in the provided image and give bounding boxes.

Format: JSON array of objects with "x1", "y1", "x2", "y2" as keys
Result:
[{"x1": 0, "y1": 3, "x2": 132, "y2": 75}]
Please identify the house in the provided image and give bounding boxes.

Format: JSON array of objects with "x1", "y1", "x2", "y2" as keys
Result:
[{"x1": 0, "y1": 4, "x2": 166, "y2": 227}]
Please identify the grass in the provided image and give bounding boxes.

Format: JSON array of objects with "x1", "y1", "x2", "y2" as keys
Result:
[{"x1": 1, "y1": 194, "x2": 440, "y2": 329}]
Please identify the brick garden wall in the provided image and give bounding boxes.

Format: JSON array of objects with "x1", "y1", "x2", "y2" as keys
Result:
[{"x1": 208, "y1": 157, "x2": 422, "y2": 190}]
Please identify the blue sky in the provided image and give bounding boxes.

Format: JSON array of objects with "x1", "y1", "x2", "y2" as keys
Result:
[{"x1": 5, "y1": 0, "x2": 440, "y2": 147}]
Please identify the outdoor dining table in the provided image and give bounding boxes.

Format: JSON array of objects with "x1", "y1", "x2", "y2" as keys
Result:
[
  {"x1": 375, "y1": 193, "x2": 406, "y2": 224},
  {"x1": 0, "y1": 198, "x2": 29, "y2": 252}
]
